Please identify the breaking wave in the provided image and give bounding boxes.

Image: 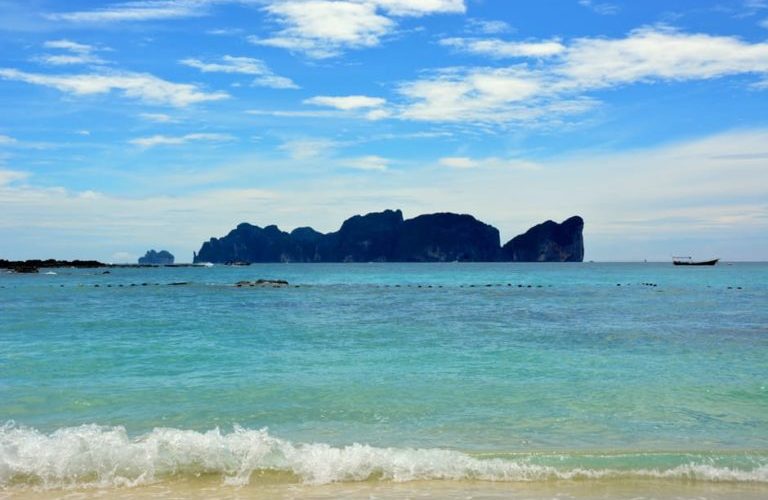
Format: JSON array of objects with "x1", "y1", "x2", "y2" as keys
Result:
[{"x1": 1, "y1": 423, "x2": 767, "y2": 490}]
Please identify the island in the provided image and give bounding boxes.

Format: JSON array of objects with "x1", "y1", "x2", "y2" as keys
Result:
[
  {"x1": 138, "y1": 250, "x2": 175, "y2": 265},
  {"x1": 193, "y1": 210, "x2": 584, "y2": 263},
  {"x1": 0, "y1": 259, "x2": 107, "y2": 273}
]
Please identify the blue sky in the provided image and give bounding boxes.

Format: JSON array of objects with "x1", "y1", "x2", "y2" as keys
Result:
[{"x1": 1, "y1": 0, "x2": 767, "y2": 262}]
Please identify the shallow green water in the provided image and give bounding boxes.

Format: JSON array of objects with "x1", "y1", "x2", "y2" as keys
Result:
[{"x1": 1, "y1": 263, "x2": 767, "y2": 489}]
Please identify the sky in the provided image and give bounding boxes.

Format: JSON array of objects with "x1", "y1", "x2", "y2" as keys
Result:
[{"x1": 0, "y1": 0, "x2": 767, "y2": 262}]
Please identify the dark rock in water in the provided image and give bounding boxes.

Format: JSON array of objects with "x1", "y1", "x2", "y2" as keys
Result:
[
  {"x1": 235, "y1": 279, "x2": 289, "y2": 288},
  {"x1": 12, "y1": 265, "x2": 39, "y2": 273},
  {"x1": 501, "y1": 216, "x2": 584, "y2": 262},
  {"x1": 193, "y1": 210, "x2": 584, "y2": 263},
  {"x1": 138, "y1": 250, "x2": 174, "y2": 265}
]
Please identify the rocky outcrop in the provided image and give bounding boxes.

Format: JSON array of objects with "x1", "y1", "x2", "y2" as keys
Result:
[
  {"x1": 501, "y1": 216, "x2": 584, "y2": 262},
  {"x1": 193, "y1": 210, "x2": 584, "y2": 263},
  {"x1": 138, "y1": 250, "x2": 175, "y2": 265},
  {"x1": 396, "y1": 213, "x2": 500, "y2": 262},
  {"x1": 235, "y1": 279, "x2": 289, "y2": 288},
  {"x1": 321, "y1": 209, "x2": 404, "y2": 262}
]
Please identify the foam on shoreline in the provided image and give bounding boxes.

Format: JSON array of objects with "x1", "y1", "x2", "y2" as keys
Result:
[{"x1": 2, "y1": 423, "x2": 767, "y2": 491}]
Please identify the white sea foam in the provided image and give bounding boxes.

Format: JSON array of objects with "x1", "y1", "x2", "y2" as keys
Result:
[{"x1": 1, "y1": 423, "x2": 767, "y2": 490}]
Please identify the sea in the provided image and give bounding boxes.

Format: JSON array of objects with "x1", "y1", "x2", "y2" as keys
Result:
[{"x1": 1, "y1": 262, "x2": 767, "y2": 499}]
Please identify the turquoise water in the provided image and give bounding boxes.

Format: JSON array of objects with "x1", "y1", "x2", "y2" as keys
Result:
[{"x1": 1, "y1": 263, "x2": 767, "y2": 490}]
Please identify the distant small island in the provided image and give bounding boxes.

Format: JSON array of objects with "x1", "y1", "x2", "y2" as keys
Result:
[
  {"x1": 138, "y1": 250, "x2": 175, "y2": 265},
  {"x1": 193, "y1": 210, "x2": 584, "y2": 263}
]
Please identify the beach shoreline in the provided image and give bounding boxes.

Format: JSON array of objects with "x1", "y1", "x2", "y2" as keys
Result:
[{"x1": 6, "y1": 477, "x2": 768, "y2": 500}]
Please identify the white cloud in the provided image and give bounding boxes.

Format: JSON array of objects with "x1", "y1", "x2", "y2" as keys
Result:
[
  {"x1": 252, "y1": 75, "x2": 299, "y2": 89},
  {"x1": 253, "y1": 0, "x2": 466, "y2": 58},
  {"x1": 37, "y1": 39, "x2": 109, "y2": 66},
  {"x1": 206, "y1": 27, "x2": 245, "y2": 36},
  {"x1": 345, "y1": 155, "x2": 390, "y2": 171},
  {"x1": 37, "y1": 54, "x2": 106, "y2": 65},
  {"x1": 181, "y1": 55, "x2": 269, "y2": 74},
  {"x1": 365, "y1": 108, "x2": 392, "y2": 120},
  {"x1": 396, "y1": 27, "x2": 768, "y2": 125},
  {"x1": 43, "y1": 39, "x2": 93, "y2": 52},
  {"x1": 46, "y1": 0, "x2": 214, "y2": 23},
  {"x1": 440, "y1": 37, "x2": 565, "y2": 58},
  {"x1": 465, "y1": 18, "x2": 511, "y2": 35},
  {"x1": 180, "y1": 55, "x2": 299, "y2": 89},
  {"x1": 439, "y1": 156, "x2": 476, "y2": 169},
  {"x1": 439, "y1": 156, "x2": 540, "y2": 170},
  {"x1": 0, "y1": 68, "x2": 229, "y2": 107},
  {"x1": 254, "y1": 1, "x2": 392, "y2": 58},
  {"x1": 129, "y1": 133, "x2": 235, "y2": 148},
  {"x1": 762, "y1": 18, "x2": 768, "y2": 28},
  {"x1": 279, "y1": 138, "x2": 338, "y2": 160},
  {"x1": 578, "y1": 0, "x2": 619, "y2": 15},
  {"x1": 556, "y1": 27, "x2": 768, "y2": 88},
  {"x1": 0, "y1": 135, "x2": 18, "y2": 145},
  {"x1": 373, "y1": 0, "x2": 465, "y2": 16},
  {"x1": 246, "y1": 109, "x2": 342, "y2": 118},
  {"x1": 0, "y1": 168, "x2": 28, "y2": 185},
  {"x1": 397, "y1": 67, "x2": 552, "y2": 122},
  {"x1": 139, "y1": 112, "x2": 175, "y2": 123},
  {"x1": 305, "y1": 95, "x2": 386, "y2": 110}
]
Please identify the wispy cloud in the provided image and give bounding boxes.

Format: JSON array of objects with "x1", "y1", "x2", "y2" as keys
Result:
[
  {"x1": 0, "y1": 168, "x2": 28, "y2": 186},
  {"x1": 465, "y1": 18, "x2": 511, "y2": 35},
  {"x1": 43, "y1": 39, "x2": 93, "y2": 52},
  {"x1": 139, "y1": 112, "x2": 176, "y2": 123},
  {"x1": 251, "y1": 0, "x2": 466, "y2": 58},
  {"x1": 438, "y1": 156, "x2": 540, "y2": 170},
  {"x1": 304, "y1": 95, "x2": 386, "y2": 110},
  {"x1": 206, "y1": 27, "x2": 245, "y2": 36},
  {"x1": 0, "y1": 68, "x2": 229, "y2": 107},
  {"x1": 373, "y1": 0, "x2": 465, "y2": 17},
  {"x1": 440, "y1": 37, "x2": 565, "y2": 58},
  {"x1": 0, "y1": 134, "x2": 18, "y2": 145},
  {"x1": 46, "y1": 0, "x2": 218, "y2": 23},
  {"x1": 180, "y1": 55, "x2": 298, "y2": 89},
  {"x1": 344, "y1": 155, "x2": 390, "y2": 171},
  {"x1": 578, "y1": 0, "x2": 620, "y2": 15},
  {"x1": 304, "y1": 95, "x2": 390, "y2": 120},
  {"x1": 396, "y1": 27, "x2": 768, "y2": 125},
  {"x1": 129, "y1": 133, "x2": 235, "y2": 148},
  {"x1": 279, "y1": 138, "x2": 338, "y2": 160},
  {"x1": 37, "y1": 39, "x2": 109, "y2": 66},
  {"x1": 246, "y1": 109, "x2": 342, "y2": 118}
]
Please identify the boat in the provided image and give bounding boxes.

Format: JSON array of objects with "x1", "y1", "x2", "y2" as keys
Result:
[{"x1": 672, "y1": 256, "x2": 719, "y2": 266}]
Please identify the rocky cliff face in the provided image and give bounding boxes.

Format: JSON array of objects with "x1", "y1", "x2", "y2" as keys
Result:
[
  {"x1": 396, "y1": 213, "x2": 500, "y2": 262},
  {"x1": 501, "y1": 216, "x2": 584, "y2": 262},
  {"x1": 193, "y1": 210, "x2": 584, "y2": 263},
  {"x1": 138, "y1": 250, "x2": 174, "y2": 265}
]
